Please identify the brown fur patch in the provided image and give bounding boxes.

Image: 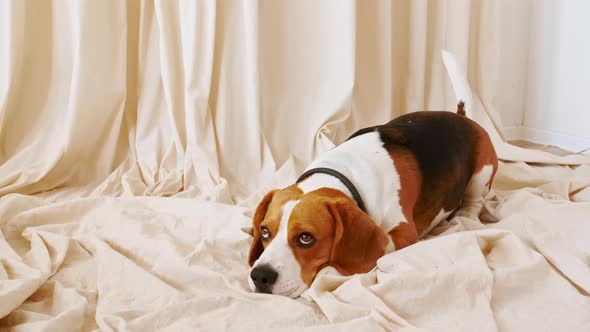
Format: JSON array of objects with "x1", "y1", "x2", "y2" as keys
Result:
[
  {"x1": 389, "y1": 221, "x2": 419, "y2": 250},
  {"x1": 287, "y1": 190, "x2": 336, "y2": 285},
  {"x1": 473, "y1": 125, "x2": 498, "y2": 188},
  {"x1": 289, "y1": 188, "x2": 388, "y2": 284},
  {"x1": 388, "y1": 147, "x2": 421, "y2": 248}
]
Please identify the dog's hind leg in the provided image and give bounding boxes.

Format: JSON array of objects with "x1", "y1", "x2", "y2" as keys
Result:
[{"x1": 455, "y1": 164, "x2": 495, "y2": 219}]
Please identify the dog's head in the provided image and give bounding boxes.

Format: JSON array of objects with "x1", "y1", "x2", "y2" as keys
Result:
[{"x1": 247, "y1": 185, "x2": 389, "y2": 297}]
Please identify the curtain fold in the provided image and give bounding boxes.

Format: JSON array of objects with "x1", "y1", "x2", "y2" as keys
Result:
[{"x1": 1, "y1": 0, "x2": 589, "y2": 203}]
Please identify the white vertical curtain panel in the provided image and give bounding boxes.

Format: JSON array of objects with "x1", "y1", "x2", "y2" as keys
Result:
[{"x1": 2, "y1": 0, "x2": 587, "y2": 203}]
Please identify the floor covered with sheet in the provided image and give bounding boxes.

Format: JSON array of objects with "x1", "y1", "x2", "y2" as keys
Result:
[{"x1": 2, "y1": 141, "x2": 590, "y2": 331}]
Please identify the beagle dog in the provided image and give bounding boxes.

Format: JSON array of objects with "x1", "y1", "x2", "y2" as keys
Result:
[{"x1": 247, "y1": 52, "x2": 498, "y2": 298}]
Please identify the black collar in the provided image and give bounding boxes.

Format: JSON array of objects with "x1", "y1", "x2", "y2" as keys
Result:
[{"x1": 296, "y1": 167, "x2": 367, "y2": 212}]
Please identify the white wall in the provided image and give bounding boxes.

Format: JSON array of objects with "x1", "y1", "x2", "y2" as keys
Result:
[{"x1": 508, "y1": 0, "x2": 590, "y2": 152}]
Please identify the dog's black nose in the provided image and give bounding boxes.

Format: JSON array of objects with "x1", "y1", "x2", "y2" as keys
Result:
[{"x1": 250, "y1": 265, "x2": 278, "y2": 293}]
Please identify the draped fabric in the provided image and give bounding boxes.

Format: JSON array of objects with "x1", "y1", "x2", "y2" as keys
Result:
[{"x1": 1, "y1": 1, "x2": 589, "y2": 331}]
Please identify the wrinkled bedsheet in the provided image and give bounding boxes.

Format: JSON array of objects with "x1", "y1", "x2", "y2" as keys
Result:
[{"x1": 1, "y1": 157, "x2": 590, "y2": 331}]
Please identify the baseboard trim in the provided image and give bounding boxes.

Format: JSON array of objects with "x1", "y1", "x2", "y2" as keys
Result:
[{"x1": 504, "y1": 126, "x2": 590, "y2": 153}]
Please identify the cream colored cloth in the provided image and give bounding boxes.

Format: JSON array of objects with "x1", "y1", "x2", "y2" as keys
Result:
[
  {"x1": 1, "y1": 1, "x2": 590, "y2": 331},
  {"x1": 1, "y1": 163, "x2": 590, "y2": 331}
]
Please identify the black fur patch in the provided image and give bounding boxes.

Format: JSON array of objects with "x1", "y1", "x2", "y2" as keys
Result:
[{"x1": 347, "y1": 111, "x2": 479, "y2": 223}]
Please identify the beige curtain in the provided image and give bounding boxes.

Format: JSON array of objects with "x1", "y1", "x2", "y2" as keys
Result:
[
  {"x1": 2, "y1": 0, "x2": 587, "y2": 203},
  {"x1": 2, "y1": 1, "x2": 590, "y2": 331}
]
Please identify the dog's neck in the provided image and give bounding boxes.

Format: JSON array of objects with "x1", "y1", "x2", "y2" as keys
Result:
[{"x1": 297, "y1": 173, "x2": 354, "y2": 200}]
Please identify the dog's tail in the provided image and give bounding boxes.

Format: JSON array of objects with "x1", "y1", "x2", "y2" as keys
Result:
[
  {"x1": 456, "y1": 101, "x2": 466, "y2": 116},
  {"x1": 441, "y1": 50, "x2": 473, "y2": 118}
]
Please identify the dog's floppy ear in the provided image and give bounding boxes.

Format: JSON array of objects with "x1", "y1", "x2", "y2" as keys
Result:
[
  {"x1": 248, "y1": 190, "x2": 276, "y2": 266},
  {"x1": 327, "y1": 198, "x2": 389, "y2": 275}
]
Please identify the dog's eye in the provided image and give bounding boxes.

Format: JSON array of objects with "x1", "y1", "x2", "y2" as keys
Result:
[
  {"x1": 297, "y1": 233, "x2": 315, "y2": 247},
  {"x1": 260, "y1": 226, "x2": 270, "y2": 240}
]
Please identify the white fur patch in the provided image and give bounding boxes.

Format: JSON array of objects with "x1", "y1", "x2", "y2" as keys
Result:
[
  {"x1": 298, "y1": 173, "x2": 353, "y2": 198},
  {"x1": 466, "y1": 165, "x2": 494, "y2": 197},
  {"x1": 249, "y1": 200, "x2": 308, "y2": 298},
  {"x1": 299, "y1": 131, "x2": 407, "y2": 233},
  {"x1": 455, "y1": 165, "x2": 494, "y2": 219}
]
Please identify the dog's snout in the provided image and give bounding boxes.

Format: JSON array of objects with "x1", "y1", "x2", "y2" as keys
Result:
[{"x1": 250, "y1": 265, "x2": 278, "y2": 293}]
